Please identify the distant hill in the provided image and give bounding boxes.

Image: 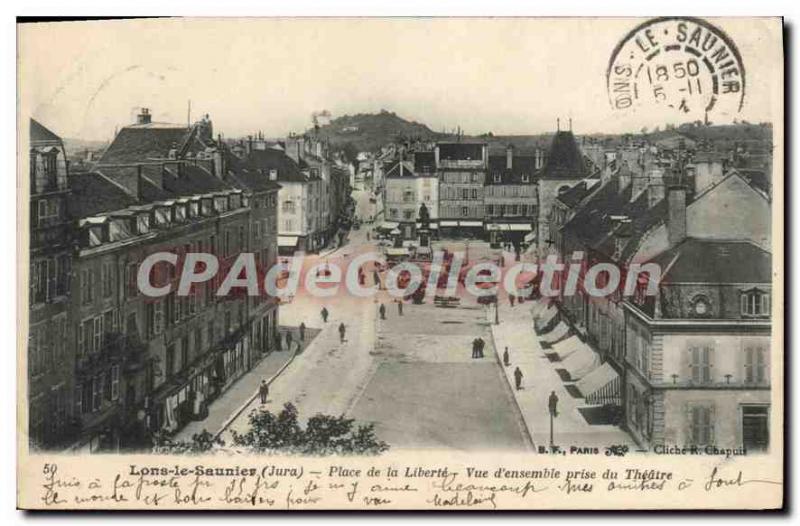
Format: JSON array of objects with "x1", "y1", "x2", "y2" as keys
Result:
[{"x1": 307, "y1": 110, "x2": 442, "y2": 152}]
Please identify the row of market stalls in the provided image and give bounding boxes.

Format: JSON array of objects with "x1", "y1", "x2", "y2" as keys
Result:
[{"x1": 532, "y1": 301, "x2": 622, "y2": 410}]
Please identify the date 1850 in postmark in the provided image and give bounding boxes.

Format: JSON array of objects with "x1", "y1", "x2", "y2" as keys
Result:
[{"x1": 607, "y1": 17, "x2": 745, "y2": 118}]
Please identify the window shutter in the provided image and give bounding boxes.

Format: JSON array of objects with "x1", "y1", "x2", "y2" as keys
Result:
[
  {"x1": 707, "y1": 405, "x2": 716, "y2": 444},
  {"x1": 690, "y1": 347, "x2": 699, "y2": 383},
  {"x1": 741, "y1": 293, "x2": 748, "y2": 315},
  {"x1": 745, "y1": 346, "x2": 754, "y2": 382},
  {"x1": 761, "y1": 293, "x2": 770, "y2": 315}
]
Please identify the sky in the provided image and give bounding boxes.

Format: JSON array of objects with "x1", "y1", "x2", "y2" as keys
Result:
[{"x1": 18, "y1": 17, "x2": 782, "y2": 142}]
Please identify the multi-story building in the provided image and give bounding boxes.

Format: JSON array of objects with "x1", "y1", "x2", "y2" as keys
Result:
[
  {"x1": 31, "y1": 109, "x2": 281, "y2": 452},
  {"x1": 536, "y1": 128, "x2": 591, "y2": 253},
  {"x1": 382, "y1": 151, "x2": 439, "y2": 240},
  {"x1": 483, "y1": 145, "x2": 542, "y2": 248},
  {"x1": 435, "y1": 142, "x2": 488, "y2": 237},
  {"x1": 624, "y1": 237, "x2": 772, "y2": 451},
  {"x1": 27, "y1": 119, "x2": 73, "y2": 449}
]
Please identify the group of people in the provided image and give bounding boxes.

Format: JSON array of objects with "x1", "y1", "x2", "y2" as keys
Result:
[
  {"x1": 471, "y1": 337, "x2": 487, "y2": 359},
  {"x1": 321, "y1": 307, "x2": 347, "y2": 343}
]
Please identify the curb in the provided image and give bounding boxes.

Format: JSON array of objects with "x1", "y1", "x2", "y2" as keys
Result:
[
  {"x1": 485, "y1": 307, "x2": 537, "y2": 452},
  {"x1": 212, "y1": 345, "x2": 299, "y2": 440}
]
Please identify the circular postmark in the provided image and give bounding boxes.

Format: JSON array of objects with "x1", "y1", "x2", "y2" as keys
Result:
[{"x1": 607, "y1": 17, "x2": 745, "y2": 118}]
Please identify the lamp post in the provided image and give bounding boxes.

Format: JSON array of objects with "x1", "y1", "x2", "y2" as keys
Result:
[{"x1": 495, "y1": 297, "x2": 500, "y2": 325}]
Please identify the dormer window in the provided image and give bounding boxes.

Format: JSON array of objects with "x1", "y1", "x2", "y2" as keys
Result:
[
  {"x1": 189, "y1": 201, "x2": 199, "y2": 218},
  {"x1": 201, "y1": 199, "x2": 213, "y2": 216},
  {"x1": 521, "y1": 174, "x2": 530, "y2": 183},
  {"x1": 493, "y1": 174, "x2": 501, "y2": 183},
  {"x1": 137, "y1": 214, "x2": 150, "y2": 234},
  {"x1": 88, "y1": 226, "x2": 104, "y2": 247},
  {"x1": 214, "y1": 196, "x2": 228, "y2": 213},
  {"x1": 174, "y1": 204, "x2": 187, "y2": 222},
  {"x1": 154, "y1": 207, "x2": 171, "y2": 226},
  {"x1": 741, "y1": 288, "x2": 770, "y2": 317},
  {"x1": 690, "y1": 294, "x2": 711, "y2": 317}
]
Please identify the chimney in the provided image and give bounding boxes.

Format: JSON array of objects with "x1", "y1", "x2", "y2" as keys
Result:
[
  {"x1": 667, "y1": 185, "x2": 687, "y2": 245},
  {"x1": 246, "y1": 136, "x2": 253, "y2": 155},
  {"x1": 506, "y1": 145, "x2": 513, "y2": 170},
  {"x1": 617, "y1": 162, "x2": 632, "y2": 192},
  {"x1": 212, "y1": 148, "x2": 225, "y2": 180},
  {"x1": 269, "y1": 169, "x2": 278, "y2": 181},
  {"x1": 137, "y1": 108, "x2": 152, "y2": 125}
]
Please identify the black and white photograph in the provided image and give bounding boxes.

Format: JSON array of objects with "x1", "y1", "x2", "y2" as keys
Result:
[{"x1": 15, "y1": 15, "x2": 784, "y2": 511}]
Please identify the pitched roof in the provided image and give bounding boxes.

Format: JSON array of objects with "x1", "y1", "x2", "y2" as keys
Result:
[
  {"x1": 240, "y1": 148, "x2": 308, "y2": 183},
  {"x1": 98, "y1": 124, "x2": 189, "y2": 164},
  {"x1": 486, "y1": 154, "x2": 537, "y2": 184},
  {"x1": 555, "y1": 177, "x2": 601, "y2": 208},
  {"x1": 541, "y1": 131, "x2": 588, "y2": 179},
  {"x1": 651, "y1": 238, "x2": 771, "y2": 284},
  {"x1": 384, "y1": 160, "x2": 417, "y2": 178},
  {"x1": 30, "y1": 119, "x2": 62, "y2": 144},
  {"x1": 67, "y1": 171, "x2": 137, "y2": 218}
]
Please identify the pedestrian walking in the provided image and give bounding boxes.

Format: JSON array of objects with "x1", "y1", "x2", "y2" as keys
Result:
[
  {"x1": 472, "y1": 338, "x2": 481, "y2": 359},
  {"x1": 548, "y1": 391, "x2": 559, "y2": 417},
  {"x1": 259, "y1": 380, "x2": 269, "y2": 404},
  {"x1": 286, "y1": 330, "x2": 294, "y2": 351},
  {"x1": 514, "y1": 367, "x2": 523, "y2": 390},
  {"x1": 503, "y1": 346, "x2": 510, "y2": 366},
  {"x1": 299, "y1": 322, "x2": 306, "y2": 341},
  {"x1": 397, "y1": 300, "x2": 403, "y2": 316},
  {"x1": 367, "y1": 231, "x2": 371, "y2": 241},
  {"x1": 338, "y1": 322, "x2": 346, "y2": 343},
  {"x1": 509, "y1": 294, "x2": 516, "y2": 307},
  {"x1": 477, "y1": 337, "x2": 485, "y2": 358},
  {"x1": 379, "y1": 303, "x2": 386, "y2": 320},
  {"x1": 321, "y1": 307, "x2": 329, "y2": 323}
]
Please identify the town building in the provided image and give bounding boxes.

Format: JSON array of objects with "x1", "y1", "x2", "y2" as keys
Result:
[
  {"x1": 29, "y1": 109, "x2": 281, "y2": 452},
  {"x1": 435, "y1": 142, "x2": 488, "y2": 238},
  {"x1": 27, "y1": 119, "x2": 73, "y2": 449},
  {"x1": 483, "y1": 145, "x2": 541, "y2": 248},
  {"x1": 382, "y1": 151, "x2": 439, "y2": 240}
]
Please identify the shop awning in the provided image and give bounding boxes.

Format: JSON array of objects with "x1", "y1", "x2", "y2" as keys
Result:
[
  {"x1": 378, "y1": 221, "x2": 399, "y2": 230},
  {"x1": 576, "y1": 362, "x2": 621, "y2": 405},
  {"x1": 540, "y1": 321, "x2": 570, "y2": 345},
  {"x1": 561, "y1": 343, "x2": 601, "y2": 381},
  {"x1": 278, "y1": 235, "x2": 299, "y2": 248},
  {"x1": 487, "y1": 223, "x2": 533, "y2": 232},
  {"x1": 386, "y1": 247, "x2": 409, "y2": 257},
  {"x1": 524, "y1": 231, "x2": 536, "y2": 243},
  {"x1": 459, "y1": 220, "x2": 483, "y2": 227},
  {"x1": 549, "y1": 335, "x2": 582, "y2": 360},
  {"x1": 439, "y1": 220, "x2": 458, "y2": 227}
]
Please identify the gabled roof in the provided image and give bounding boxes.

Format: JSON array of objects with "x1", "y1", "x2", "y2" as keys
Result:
[
  {"x1": 98, "y1": 124, "x2": 189, "y2": 164},
  {"x1": 30, "y1": 119, "x2": 62, "y2": 144},
  {"x1": 384, "y1": 160, "x2": 417, "y2": 178},
  {"x1": 650, "y1": 238, "x2": 771, "y2": 284},
  {"x1": 541, "y1": 131, "x2": 588, "y2": 179}
]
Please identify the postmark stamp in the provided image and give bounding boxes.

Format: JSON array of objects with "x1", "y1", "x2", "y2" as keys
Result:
[{"x1": 607, "y1": 17, "x2": 745, "y2": 118}]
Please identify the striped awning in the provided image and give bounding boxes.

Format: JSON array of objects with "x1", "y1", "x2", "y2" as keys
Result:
[{"x1": 576, "y1": 362, "x2": 621, "y2": 405}]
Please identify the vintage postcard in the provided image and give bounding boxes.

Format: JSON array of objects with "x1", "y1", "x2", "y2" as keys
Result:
[{"x1": 17, "y1": 17, "x2": 784, "y2": 510}]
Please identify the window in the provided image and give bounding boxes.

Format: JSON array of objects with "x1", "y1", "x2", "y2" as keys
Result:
[
  {"x1": 239, "y1": 226, "x2": 246, "y2": 252},
  {"x1": 181, "y1": 335, "x2": 189, "y2": 370},
  {"x1": 691, "y1": 294, "x2": 711, "y2": 316},
  {"x1": 461, "y1": 206, "x2": 469, "y2": 217},
  {"x1": 521, "y1": 174, "x2": 530, "y2": 183},
  {"x1": 81, "y1": 269, "x2": 93, "y2": 304},
  {"x1": 92, "y1": 316, "x2": 103, "y2": 354},
  {"x1": 125, "y1": 262, "x2": 139, "y2": 298},
  {"x1": 102, "y1": 261, "x2": 114, "y2": 298},
  {"x1": 688, "y1": 404, "x2": 714, "y2": 446},
  {"x1": 224, "y1": 230, "x2": 232, "y2": 257},
  {"x1": 92, "y1": 374, "x2": 103, "y2": 412},
  {"x1": 148, "y1": 300, "x2": 164, "y2": 336},
  {"x1": 741, "y1": 289, "x2": 770, "y2": 317},
  {"x1": 689, "y1": 344, "x2": 713, "y2": 384},
  {"x1": 493, "y1": 174, "x2": 501, "y2": 183},
  {"x1": 744, "y1": 344, "x2": 768, "y2": 384},
  {"x1": 282, "y1": 201, "x2": 296, "y2": 214},
  {"x1": 110, "y1": 365, "x2": 120, "y2": 401},
  {"x1": 471, "y1": 188, "x2": 478, "y2": 199},
  {"x1": 165, "y1": 344, "x2": 176, "y2": 378}
]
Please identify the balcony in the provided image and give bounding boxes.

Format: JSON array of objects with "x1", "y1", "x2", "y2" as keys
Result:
[{"x1": 75, "y1": 332, "x2": 148, "y2": 378}]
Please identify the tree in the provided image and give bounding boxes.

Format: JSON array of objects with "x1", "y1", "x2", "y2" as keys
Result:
[
  {"x1": 232, "y1": 403, "x2": 389, "y2": 456},
  {"x1": 152, "y1": 429, "x2": 224, "y2": 455}
]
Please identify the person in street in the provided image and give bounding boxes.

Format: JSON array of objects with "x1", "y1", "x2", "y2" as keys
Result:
[
  {"x1": 472, "y1": 338, "x2": 480, "y2": 359},
  {"x1": 299, "y1": 322, "x2": 306, "y2": 341},
  {"x1": 477, "y1": 337, "x2": 485, "y2": 358},
  {"x1": 379, "y1": 303, "x2": 386, "y2": 320},
  {"x1": 397, "y1": 300, "x2": 403, "y2": 316},
  {"x1": 338, "y1": 322, "x2": 346, "y2": 343},
  {"x1": 514, "y1": 367, "x2": 523, "y2": 390},
  {"x1": 548, "y1": 390, "x2": 559, "y2": 417},
  {"x1": 321, "y1": 307, "x2": 329, "y2": 323},
  {"x1": 503, "y1": 346, "x2": 510, "y2": 366},
  {"x1": 259, "y1": 380, "x2": 269, "y2": 404},
  {"x1": 274, "y1": 332, "x2": 282, "y2": 351},
  {"x1": 286, "y1": 330, "x2": 294, "y2": 351},
  {"x1": 509, "y1": 294, "x2": 516, "y2": 307},
  {"x1": 366, "y1": 231, "x2": 370, "y2": 241}
]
